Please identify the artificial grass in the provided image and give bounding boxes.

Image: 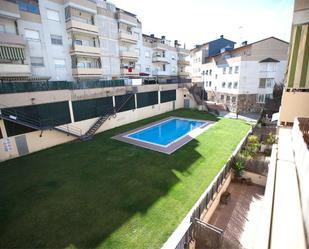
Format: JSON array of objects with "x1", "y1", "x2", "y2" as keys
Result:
[{"x1": 0, "y1": 109, "x2": 251, "y2": 249}]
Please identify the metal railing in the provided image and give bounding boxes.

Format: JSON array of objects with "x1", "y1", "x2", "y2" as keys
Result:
[{"x1": 0, "y1": 79, "x2": 125, "y2": 94}]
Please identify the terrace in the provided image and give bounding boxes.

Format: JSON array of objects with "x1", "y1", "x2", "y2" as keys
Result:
[{"x1": 0, "y1": 109, "x2": 250, "y2": 249}]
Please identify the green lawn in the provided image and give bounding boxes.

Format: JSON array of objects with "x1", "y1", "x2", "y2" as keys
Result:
[{"x1": 0, "y1": 109, "x2": 251, "y2": 249}]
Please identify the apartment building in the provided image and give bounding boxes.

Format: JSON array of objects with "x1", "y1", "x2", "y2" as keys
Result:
[
  {"x1": 279, "y1": 0, "x2": 309, "y2": 125},
  {"x1": 0, "y1": 0, "x2": 190, "y2": 81},
  {"x1": 140, "y1": 34, "x2": 190, "y2": 78},
  {"x1": 189, "y1": 35, "x2": 236, "y2": 83},
  {"x1": 190, "y1": 36, "x2": 289, "y2": 113}
]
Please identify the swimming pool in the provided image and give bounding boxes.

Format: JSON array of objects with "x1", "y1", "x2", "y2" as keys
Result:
[
  {"x1": 113, "y1": 117, "x2": 212, "y2": 154},
  {"x1": 127, "y1": 118, "x2": 207, "y2": 147}
]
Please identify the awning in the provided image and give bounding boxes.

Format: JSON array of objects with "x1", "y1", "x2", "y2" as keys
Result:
[{"x1": 0, "y1": 46, "x2": 25, "y2": 60}]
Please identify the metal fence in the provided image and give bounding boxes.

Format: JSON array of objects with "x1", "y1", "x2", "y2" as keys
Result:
[{"x1": 0, "y1": 79, "x2": 125, "y2": 94}]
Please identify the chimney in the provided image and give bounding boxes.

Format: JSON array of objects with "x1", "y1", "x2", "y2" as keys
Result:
[
  {"x1": 220, "y1": 35, "x2": 224, "y2": 39},
  {"x1": 150, "y1": 34, "x2": 155, "y2": 38},
  {"x1": 174, "y1": 40, "x2": 178, "y2": 47},
  {"x1": 161, "y1": 35, "x2": 166, "y2": 40},
  {"x1": 242, "y1": 41, "x2": 248, "y2": 46}
]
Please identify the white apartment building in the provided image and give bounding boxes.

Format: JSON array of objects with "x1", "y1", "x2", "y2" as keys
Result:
[
  {"x1": 0, "y1": 0, "x2": 189, "y2": 82},
  {"x1": 190, "y1": 37, "x2": 289, "y2": 112}
]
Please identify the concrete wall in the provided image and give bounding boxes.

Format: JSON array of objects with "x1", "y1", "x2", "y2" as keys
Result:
[
  {"x1": 243, "y1": 171, "x2": 267, "y2": 186},
  {"x1": 279, "y1": 92, "x2": 309, "y2": 124},
  {"x1": 0, "y1": 88, "x2": 185, "y2": 161}
]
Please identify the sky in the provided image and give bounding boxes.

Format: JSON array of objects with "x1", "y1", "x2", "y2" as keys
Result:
[{"x1": 111, "y1": 0, "x2": 294, "y2": 49}]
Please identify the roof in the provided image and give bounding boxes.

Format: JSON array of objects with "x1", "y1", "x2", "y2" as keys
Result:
[
  {"x1": 260, "y1": 57, "x2": 280, "y2": 63},
  {"x1": 207, "y1": 36, "x2": 289, "y2": 60},
  {"x1": 190, "y1": 36, "x2": 236, "y2": 52}
]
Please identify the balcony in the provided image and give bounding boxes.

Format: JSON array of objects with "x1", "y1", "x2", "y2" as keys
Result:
[
  {"x1": 72, "y1": 68, "x2": 102, "y2": 78},
  {"x1": 152, "y1": 56, "x2": 169, "y2": 63},
  {"x1": 70, "y1": 45, "x2": 101, "y2": 56},
  {"x1": 0, "y1": 0, "x2": 20, "y2": 19},
  {"x1": 178, "y1": 71, "x2": 190, "y2": 77},
  {"x1": 177, "y1": 47, "x2": 190, "y2": 55},
  {"x1": 152, "y1": 42, "x2": 169, "y2": 51},
  {"x1": 0, "y1": 33, "x2": 26, "y2": 47},
  {"x1": 118, "y1": 32, "x2": 138, "y2": 44},
  {"x1": 119, "y1": 51, "x2": 139, "y2": 60},
  {"x1": 178, "y1": 59, "x2": 190, "y2": 66},
  {"x1": 116, "y1": 12, "x2": 137, "y2": 26},
  {"x1": 0, "y1": 63, "x2": 31, "y2": 77},
  {"x1": 66, "y1": 20, "x2": 98, "y2": 35},
  {"x1": 120, "y1": 68, "x2": 140, "y2": 76}
]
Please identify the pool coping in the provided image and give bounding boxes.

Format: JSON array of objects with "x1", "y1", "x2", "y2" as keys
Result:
[{"x1": 112, "y1": 116, "x2": 215, "y2": 155}]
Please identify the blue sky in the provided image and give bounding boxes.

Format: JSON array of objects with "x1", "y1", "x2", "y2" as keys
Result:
[{"x1": 111, "y1": 0, "x2": 294, "y2": 49}]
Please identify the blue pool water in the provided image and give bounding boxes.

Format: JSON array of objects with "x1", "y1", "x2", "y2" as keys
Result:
[{"x1": 128, "y1": 118, "x2": 207, "y2": 146}]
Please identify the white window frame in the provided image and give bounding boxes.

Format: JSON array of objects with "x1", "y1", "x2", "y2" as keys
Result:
[
  {"x1": 51, "y1": 34, "x2": 63, "y2": 45},
  {"x1": 30, "y1": 57, "x2": 44, "y2": 67},
  {"x1": 47, "y1": 9, "x2": 60, "y2": 22},
  {"x1": 24, "y1": 29, "x2": 40, "y2": 41},
  {"x1": 54, "y1": 59, "x2": 66, "y2": 69}
]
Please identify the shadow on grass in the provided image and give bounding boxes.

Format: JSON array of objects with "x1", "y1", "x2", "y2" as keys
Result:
[{"x1": 0, "y1": 109, "x2": 219, "y2": 248}]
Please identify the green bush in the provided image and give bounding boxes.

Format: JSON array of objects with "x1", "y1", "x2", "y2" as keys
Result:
[
  {"x1": 232, "y1": 157, "x2": 244, "y2": 178},
  {"x1": 265, "y1": 132, "x2": 276, "y2": 146}
]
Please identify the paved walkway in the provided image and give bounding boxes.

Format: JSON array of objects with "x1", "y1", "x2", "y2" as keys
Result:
[{"x1": 207, "y1": 182, "x2": 265, "y2": 249}]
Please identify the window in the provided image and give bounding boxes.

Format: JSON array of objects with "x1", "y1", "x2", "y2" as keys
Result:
[
  {"x1": 260, "y1": 62, "x2": 276, "y2": 72},
  {"x1": 223, "y1": 67, "x2": 226, "y2": 74},
  {"x1": 162, "y1": 64, "x2": 166, "y2": 71},
  {"x1": 134, "y1": 32, "x2": 139, "y2": 39},
  {"x1": 51, "y1": 34, "x2": 63, "y2": 45},
  {"x1": 266, "y1": 78, "x2": 274, "y2": 88},
  {"x1": 234, "y1": 66, "x2": 239, "y2": 74},
  {"x1": 54, "y1": 59, "x2": 65, "y2": 69},
  {"x1": 172, "y1": 67, "x2": 176, "y2": 73},
  {"x1": 135, "y1": 48, "x2": 140, "y2": 56},
  {"x1": 171, "y1": 55, "x2": 175, "y2": 60},
  {"x1": 257, "y1": 94, "x2": 265, "y2": 103},
  {"x1": 259, "y1": 78, "x2": 266, "y2": 88},
  {"x1": 205, "y1": 81, "x2": 208, "y2": 87},
  {"x1": 232, "y1": 96, "x2": 236, "y2": 102},
  {"x1": 209, "y1": 81, "x2": 212, "y2": 87},
  {"x1": 47, "y1": 9, "x2": 60, "y2": 22},
  {"x1": 145, "y1": 51, "x2": 150, "y2": 58},
  {"x1": 24, "y1": 29, "x2": 40, "y2": 41},
  {"x1": 209, "y1": 69, "x2": 212, "y2": 76},
  {"x1": 0, "y1": 24, "x2": 5, "y2": 33},
  {"x1": 30, "y1": 57, "x2": 44, "y2": 67},
  {"x1": 233, "y1": 82, "x2": 238, "y2": 89},
  {"x1": 266, "y1": 94, "x2": 272, "y2": 100},
  {"x1": 74, "y1": 39, "x2": 82, "y2": 45},
  {"x1": 222, "y1": 82, "x2": 226, "y2": 88},
  {"x1": 226, "y1": 96, "x2": 230, "y2": 102},
  {"x1": 228, "y1": 82, "x2": 232, "y2": 88},
  {"x1": 215, "y1": 74, "x2": 217, "y2": 79},
  {"x1": 229, "y1": 67, "x2": 233, "y2": 74},
  {"x1": 221, "y1": 95, "x2": 224, "y2": 100},
  {"x1": 206, "y1": 70, "x2": 208, "y2": 75}
]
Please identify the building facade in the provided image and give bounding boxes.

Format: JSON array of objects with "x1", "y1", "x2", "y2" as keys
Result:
[
  {"x1": 279, "y1": 0, "x2": 309, "y2": 125},
  {"x1": 190, "y1": 36, "x2": 289, "y2": 113},
  {"x1": 0, "y1": 0, "x2": 190, "y2": 82}
]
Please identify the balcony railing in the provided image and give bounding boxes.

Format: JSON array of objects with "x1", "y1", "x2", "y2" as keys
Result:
[
  {"x1": 0, "y1": 33, "x2": 25, "y2": 46},
  {"x1": 120, "y1": 68, "x2": 140, "y2": 75},
  {"x1": 178, "y1": 59, "x2": 190, "y2": 66},
  {"x1": 66, "y1": 20, "x2": 98, "y2": 35},
  {"x1": 0, "y1": 63, "x2": 31, "y2": 77},
  {"x1": 152, "y1": 55, "x2": 169, "y2": 63},
  {"x1": 119, "y1": 51, "x2": 139, "y2": 60},
  {"x1": 0, "y1": 80, "x2": 126, "y2": 94},
  {"x1": 72, "y1": 68, "x2": 102, "y2": 77},
  {"x1": 70, "y1": 44, "x2": 101, "y2": 56},
  {"x1": 152, "y1": 42, "x2": 169, "y2": 51},
  {"x1": 118, "y1": 31, "x2": 138, "y2": 44}
]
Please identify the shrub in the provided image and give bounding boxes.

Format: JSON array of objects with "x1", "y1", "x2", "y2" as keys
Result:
[
  {"x1": 265, "y1": 132, "x2": 276, "y2": 146},
  {"x1": 232, "y1": 158, "x2": 244, "y2": 178}
]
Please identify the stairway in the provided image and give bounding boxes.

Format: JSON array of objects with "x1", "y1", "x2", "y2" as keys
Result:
[
  {"x1": 80, "y1": 92, "x2": 135, "y2": 141},
  {"x1": 0, "y1": 105, "x2": 82, "y2": 137}
]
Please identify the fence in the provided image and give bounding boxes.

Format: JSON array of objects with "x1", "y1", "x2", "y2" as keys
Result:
[
  {"x1": 162, "y1": 129, "x2": 251, "y2": 249},
  {"x1": 0, "y1": 79, "x2": 125, "y2": 94}
]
